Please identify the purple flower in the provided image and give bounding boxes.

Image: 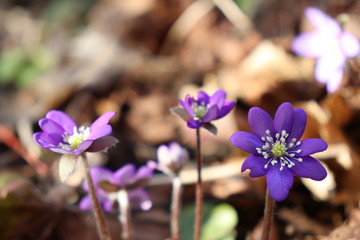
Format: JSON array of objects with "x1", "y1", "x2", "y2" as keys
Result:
[
  {"x1": 79, "y1": 164, "x2": 154, "y2": 212},
  {"x1": 172, "y1": 89, "x2": 235, "y2": 132},
  {"x1": 230, "y1": 102, "x2": 328, "y2": 201},
  {"x1": 157, "y1": 142, "x2": 189, "y2": 176},
  {"x1": 33, "y1": 110, "x2": 118, "y2": 156},
  {"x1": 292, "y1": 7, "x2": 360, "y2": 93}
]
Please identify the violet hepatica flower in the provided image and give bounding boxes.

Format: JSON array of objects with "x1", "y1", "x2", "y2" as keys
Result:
[
  {"x1": 230, "y1": 102, "x2": 327, "y2": 201},
  {"x1": 171, "y1": 89, "x2": 235, "y2": 134},
  {"x1": 33, "y1": 110, "x2": 118, "y2": 156},
  {"x1": 292, "y1": 7, "x2": 360, "y2": 93},
  {"x1": 80, "y1": 164, "x2": 154, "y2": 212},
  {"x1": 157, "y1": 142, "x2": 189, "y2": 176}
]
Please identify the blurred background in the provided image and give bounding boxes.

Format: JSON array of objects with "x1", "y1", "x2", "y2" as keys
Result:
[{"x1": 1, "y1": 0, "x2": 360, "y2": 239}]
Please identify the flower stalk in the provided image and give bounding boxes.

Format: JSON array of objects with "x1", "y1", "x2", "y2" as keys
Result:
[
  {"x1": 117, "y1": 189, "x2": 132, "y2": 240},
  {"x1": 194, "y1": 128, "x2": 203, "y2": 240},
  {"x1": 261, "y1": 188, "x2": 274, "y2": 240},
  {"x1": 171, "y1": 176, "x2": 182, "y2": 240},
  {"x1": 81, "y1": 153, "x2": 112, "y2": 240}
]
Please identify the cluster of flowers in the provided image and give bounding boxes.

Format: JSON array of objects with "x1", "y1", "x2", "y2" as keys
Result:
[
  {"x1": 34, "y1": 90, "x2": 328, "y2": 205},
  {"x1": 31, "y1": 6, "x2": 347, "y2": 238}
]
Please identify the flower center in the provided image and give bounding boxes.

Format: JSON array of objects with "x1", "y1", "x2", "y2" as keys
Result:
[
  {"x1": 256, "y1": 130, "x2": 302, "y2": 171},
  {"x1": 271, "y1": 142, "x2": 287, "y2": 157},
  {"x1": 60, "y1": 126, "x2": 90, "y2": 150},
  {"x1": 191, "y1": 102, "x2": 209, "y2": 120}
]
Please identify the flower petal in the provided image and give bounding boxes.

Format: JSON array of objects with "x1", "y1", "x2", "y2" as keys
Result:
[
  {"x1": 340, "y1": 31, "x2": 360, "y2": 57},
  {"x1": 315, "y1": 50, "x2": 345, "y2": 84},
  {"x1": 187, "y1": 119, "x2": 202, "y2": 129},
  {"x1": 218, "y1": 101, "x2": 235, "y2": 118},
  {"x1": 292, "y1": 32, "x2": 330, "y2": 57},
  {"x1": 39, "y1": 118, "x2": 65, "y2": 143},
  {"x1": 73, "y1": 140, "x2": 94, "y2": 156},
  {"x1": 248, "y1": 107, "x2": 274, "y2": 137},
  {"x1": 230, "y1": 131, "x2": 263, "y2": 155},
  {"x1": 305, "y1": 7, "x2": 340, "y2": 34},
  {"x1": 197, "y1": 91, "x2": 210, "y2": 104},
  {"x1": 202, "y1": 105, "x2": 219, "y2": 122},
  {"x1": 135, "y1": 165, "x2": 154, "y2": 180},
  {"x1": 169, "y1": 142, "x2": 188, "y2": 164},
  {"x1": 290, "y1": 156, "x2": 327, "y2": 181},
  {"x1": 33, "y1": 132, "x2": 58, "y2": 147},
  {"x1": 90, "y1": 112, "x2": 116, "y2": 130},
  {"x1": 209, "y1": 89, "x2": 226, "y2": 108},
  {"x1": 46, "y1": 110, "x2": 76, "y2": 134},
  {"x1": 79, "y1": 195, "x2": 92, "y2": 210},
  {"x1": 49, "y1": 147, "x2": 73, "y2": 155},
  {"x1": 294, "y1": 138, "x2": 328, "y2": 156},
  {"x1": 89, "y1": 125, "x2": 112, "y2": 140},
  {"x1": 91, "y1": 167, "x2": 115, "y2": 183},
  {"x1": 79, "y1": 194, "x2": 113, "y2": 212},
  {"x1": 325, "y1": 68, "x2": 344, "y2": 93},
  {"x1": 274, "y1": 102, "x2": 294, "y2": 134},
  {"x1": 241, "y1": 155, "x2": 267, "y2": 177},
  {"x1": 89, "y1": 112, "x2": 116, "y2": 139},
  {"x1": 157, "y1": 145, "x2": 172, "y2": 166},
  {"x1": 179, "y1": 97, "x2": 195, "y2": 118},
  {"x1": 102, "y1": 197, "x2": 114, "y2": 212},
  {"x1": 129, "y1": 188, "x2": 152, "y2": 211},
  {"x1": 266, "y1": 167, "x2": 294, "y2": 201},
  {"x1": 86, "y1": 136, "x2": 118, "y2": 152},
  {"x1": 287, "y1": 108, "x2": 306, "y2": 142},
  {"x1": 114, "y1": 164, "x2": 136, "y2": 187},
  {"x1": 83, "y1": 166, "x2": 115, "y2": 192}
]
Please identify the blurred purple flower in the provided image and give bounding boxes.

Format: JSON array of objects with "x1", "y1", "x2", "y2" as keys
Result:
[
  {"x1": 79, "y1": 164, "x2": 154, "y2": 212},
  {"x1": 230, "y1": 102, "x2": 328, "y2": 201},
  {"x1": 292, "y1": 7, "x2": 360, "y2": 92},
  {"x1": 157, "y1": 142, "x2": 189, "y2": 176},
  {"x1": 172, "y1": 89, "x2": 235, "y2": 133},
  {"x1": 33, "y1": 110, "x2": 118, "y2": 156}
]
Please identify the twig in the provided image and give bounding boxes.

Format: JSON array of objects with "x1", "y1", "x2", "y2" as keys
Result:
[
  {"x1": 212, "y1": 0, "x2": 253, "y2": 34},
  {"x1": 0, "y1": 124, "x2": 48, "y2": 176},
  {"x1": 160, "y1": 0, "x2": 214, "y2": 54}
]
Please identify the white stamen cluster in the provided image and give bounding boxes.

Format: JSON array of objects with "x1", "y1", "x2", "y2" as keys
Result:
[
  {"x1": 256, "y1": 130, "x2": 302, "y2": 171},
  {"x1": 191, "y1": 101, "x2": 209, "y2": 120},
  {"x1": 59, "y1": 126, "x2": 90, "y2": 150}
]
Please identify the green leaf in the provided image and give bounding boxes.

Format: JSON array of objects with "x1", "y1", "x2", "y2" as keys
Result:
[
  {"x1": 201, "y1": 203, "x2": 238, "y2": 240},
  {"x1": 0, "y1": 49, "x2": 26, "y2": 84},
  {"x1": 180, "y1": 202, "x2": 238, "y2": 240}
]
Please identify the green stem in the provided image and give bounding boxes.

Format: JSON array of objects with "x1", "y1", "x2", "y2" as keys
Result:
[
  {"x1": 171, "y1": 176, "x2": 182, "y2": 240},
  {"x1": 193, "y1": 128, "x2": 203, "y2": 240},
  {"x1": 261, "y1": 188, "x2": 274, "y2": 240},
  {"x1": 81, "y1": 154, "x2": 112, "y2": 240}
]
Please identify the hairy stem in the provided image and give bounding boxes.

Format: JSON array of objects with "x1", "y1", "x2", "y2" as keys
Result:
[
  {"x1": 81, "y1": 154, "x2": 112, "y2": 240},
  {"x1": 117, "y1": 189, "x2": 132, "y2": 240},
  {"x1": 171, "y1": 176, "x2": 182, "y2": 240},
  {"x1": 193, "y1": 128, "x2": 203, "y2": 240},
  {"x1": 261, "y1": 188, "x2": 274, "y2": 240}
]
